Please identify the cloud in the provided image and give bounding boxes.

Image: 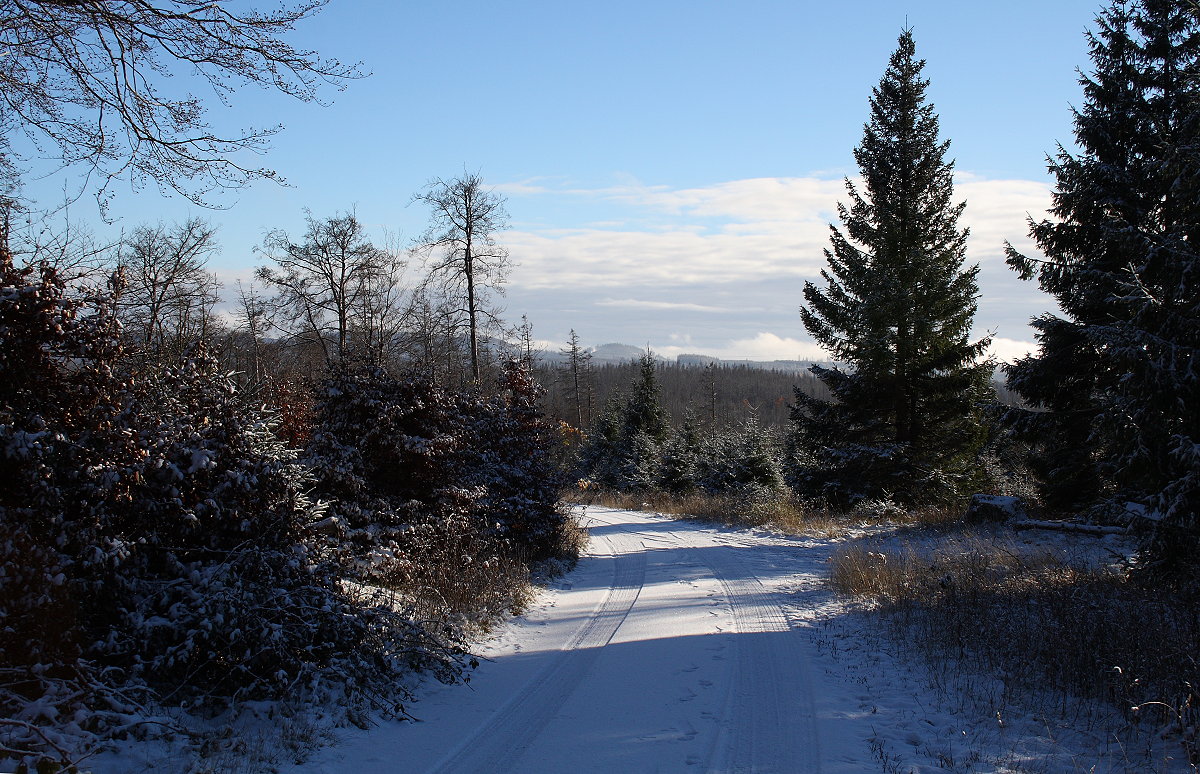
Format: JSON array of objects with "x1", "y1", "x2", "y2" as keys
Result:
[
  {"x1": 505, "y1": 226, "x2": 828, "y2": 289},
  {"x1": 595, "y1": 298, "x2": 733, "y2": 313},
  {"x1": 491, "y1": 179, "x2": 556, "y2": 196},
  {"x1": 633, "y1": 177, "x2": 845, "y2": 222},
  {"x1": 503, "y1": 174, "x2": 1052, "y2": 295},
  {"x1": 957, "y1": 176, "x2": 1053, "y2": 263},
  {"x1": 495, "y1": 174, "x2": 1056, "y2": 361},
  {"x1": 655, "y1": 332, "x2": 829, "y2": 362},
  {"x1": 988, "y1": 336, "x2": 1038, "y2": 364}
]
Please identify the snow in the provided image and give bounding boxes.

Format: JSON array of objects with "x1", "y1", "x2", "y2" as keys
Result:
[
  {"x1": 965, "y1": 493, "x2": 1027, "y2": 521},
  {"x1": 85, "y1": 507, "x2": 1191, "y2": 773},
  {"x1": 286, "y1": 506, "x2": 845, "y2": 773}
]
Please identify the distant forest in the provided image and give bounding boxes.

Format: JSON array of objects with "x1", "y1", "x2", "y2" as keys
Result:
[
  {"x1": 535, "y1": 357, "x2": 1018, "y2": 431},
  {"x1": 535, "y1": 360, "x2": 823, "y2": 430}
]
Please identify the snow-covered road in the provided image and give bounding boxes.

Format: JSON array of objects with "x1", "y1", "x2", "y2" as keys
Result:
[
  {"x1": 93, "y1": 506, "x2": 1188, "y2": 772},
  {"x1": 297, "y1": 507, "x2": 866, "y2": 773}
]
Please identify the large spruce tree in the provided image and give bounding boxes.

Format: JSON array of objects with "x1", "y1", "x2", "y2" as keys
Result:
[
  {"x1": 793, "y1": 30, "x2": 992, "y2": 505},
  {"x1": 1005, "y1": 0, "x2": 1199, "y2": 566}
]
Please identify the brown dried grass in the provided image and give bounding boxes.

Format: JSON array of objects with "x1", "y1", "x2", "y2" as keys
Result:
[{"x1": 830, "y1": 533, "x2": 1200, "y2": 764}]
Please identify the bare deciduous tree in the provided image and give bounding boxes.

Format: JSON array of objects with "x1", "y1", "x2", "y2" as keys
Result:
[
  {"x1": 117, "y1": 217, "x2": 222, "y2": 357},
  {"x1": 0, "y1": 0, "x2": 361, "y2": 208},
  {"x1": 230, "y1": 279, "x2": 272, "y2": 386},
  {"x1": 256, "y1": 210, "x2": 405, "y2": 366},
  {"x1": 413, "y1": 171, "x2": 510, "y2": 385}
]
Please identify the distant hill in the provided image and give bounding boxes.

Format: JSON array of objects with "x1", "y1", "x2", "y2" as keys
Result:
[{"x1": 590, "y1": 343, "x2": 659, "y2": 362}]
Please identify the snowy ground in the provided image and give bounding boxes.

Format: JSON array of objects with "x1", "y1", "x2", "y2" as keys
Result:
[
  {"x1": 278, "y1": 507, "x2": 1192, "y2": 774},
  {"x1": 81, "y1": 506, "x2": 1191, "y2": 772}
]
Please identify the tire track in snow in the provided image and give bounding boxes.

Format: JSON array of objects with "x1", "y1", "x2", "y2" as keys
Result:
[
  {"x1": 692, "y1": 536, "x2": 823, "y2": 774},
  {"x1": 426, "y1": 520, "x2": 647, "y2": 774}
]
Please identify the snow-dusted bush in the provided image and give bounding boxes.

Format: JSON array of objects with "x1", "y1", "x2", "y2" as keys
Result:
[
  {"x1": 849, "y1": 496, "x2": 907, "y2": 521},
  {"x1": 100, "y1": 351, "x2": 468, "y2": 710},
  {"x1": 0, "y1": 255, "x2": 129, "y2": 767},
  {"x1": 0, "y1": 259, "x2": 467, "y2": 769},
  {"x1": 471, "y1": 361, "x2": 570, "y2": 561},
  {"x1": 306, "y1": 362, "x2": 574, "y2": 597},
  {"x1": 305, "y1": 364, "x2": 480, "y2": 574}
]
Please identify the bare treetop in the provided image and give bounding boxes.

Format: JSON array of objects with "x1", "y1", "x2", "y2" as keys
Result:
[
  {"x1": 414, "y1": 172, "x2": 510, "y2": 282},
  {"x1": 413, "y1": 171, "x2": 511, "y2": 384},
  {"x1": 0, "y1": 0, "x2": 363, "y2": 210}
]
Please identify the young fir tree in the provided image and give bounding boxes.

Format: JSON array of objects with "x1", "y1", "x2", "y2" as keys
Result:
[
  {"x1": 696, "y1": 412, "x2": 783, "y2": 494},
  {"x1": 575, "y1": 393, "x2": 625, "y2": 489},
  {"x1": 616, "y1": 351, "x2": 671, "y2": 489},
  {"x1": 658, "y1": 413, "x2": 703, "y2": 494},
  {"x1": 474, "y1": 359, "x2": 569, "y2": 561},
  {"x1": 575, "y1": 352, "x2": 670, "y2": 491},
  {"x1": 1005, "y1": 0, "x2": 1200, "y2": 567},
  {"x1": 623, "y1": 351, "x2": 670, "y2": 447},
  {"x1": 793, "y1": 30, "x2": 992, "y2": 506}
]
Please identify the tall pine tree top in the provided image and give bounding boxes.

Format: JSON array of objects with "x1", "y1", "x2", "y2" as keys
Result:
[{"x1": 794, "y1": 30, "x2": 991, "y2": 505}]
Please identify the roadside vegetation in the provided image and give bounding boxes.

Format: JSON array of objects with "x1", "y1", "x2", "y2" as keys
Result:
[{"x1": 830, "y1": 527, "x2": 1199, "y2": 769}]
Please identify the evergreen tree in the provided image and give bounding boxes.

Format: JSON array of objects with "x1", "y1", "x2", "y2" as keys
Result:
[
  {"x1": 1005, "y1": 0, "x2": 1200, "y2": 566},
  {"x1": 696, "y1": 413, "x2": 784, "y2": 494},
  {"x1": 623, "y1": 351, "x2": 670, "y2": 447},
  {"x1": 574, "y1": 352, "x2": 669, "y2": 492},
  {"x1": 575, "y1": 394, "x2": 622, "y2": 488},
  {"x1": 474, "y1": 360, "x2": 569, "y2": 560},
  {"x1": 793, "y1": 30, "x2": 992, "y2": 506},
  {"x1": 616, "y1": 352, "x2": 670, "y2": 490},
  {"x1": 658, "y1": 415, "x2": 703, "y2": 494}
]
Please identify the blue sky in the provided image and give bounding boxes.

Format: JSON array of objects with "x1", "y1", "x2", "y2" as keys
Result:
[{"x1": 21, "y1": 0, "x2": 1103, "y2": 361}]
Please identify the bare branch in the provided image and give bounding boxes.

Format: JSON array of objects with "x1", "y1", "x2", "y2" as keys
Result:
[{"x1": 0, "y1": 0, "x2": 364, "y2": 210}]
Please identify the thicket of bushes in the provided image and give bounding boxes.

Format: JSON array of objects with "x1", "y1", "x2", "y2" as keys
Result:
[{"x1": 0, "y1": 257, "x2": 581, "y2": 771}]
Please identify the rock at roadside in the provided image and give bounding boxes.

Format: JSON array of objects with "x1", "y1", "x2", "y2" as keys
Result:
[{"x1": 965, "y1": 494, "x2": 1027, "y2": 523}]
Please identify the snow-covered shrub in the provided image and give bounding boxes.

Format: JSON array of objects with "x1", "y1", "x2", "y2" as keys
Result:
[
  {"x1": 0, "y1": 255, "x2": 129, "y2": 767},
  {"x1": 0, "y1": 259, "x2": 467, "y2": 769},
  {"x1": 850, "y1": 496, "x2": 907, "y2": 521},
  {"x1": 305, "y1": 364, "x2": 483, "y2": 580},
  {"x1": 83, "y1": 349, "x2": 468, "y2": 712},
  {"x1": 306, "y1": 362, "x2": 575, "y2": 617},
  {"x1": 471, "y1": 361, "x2": 570, "y2": 561}
]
